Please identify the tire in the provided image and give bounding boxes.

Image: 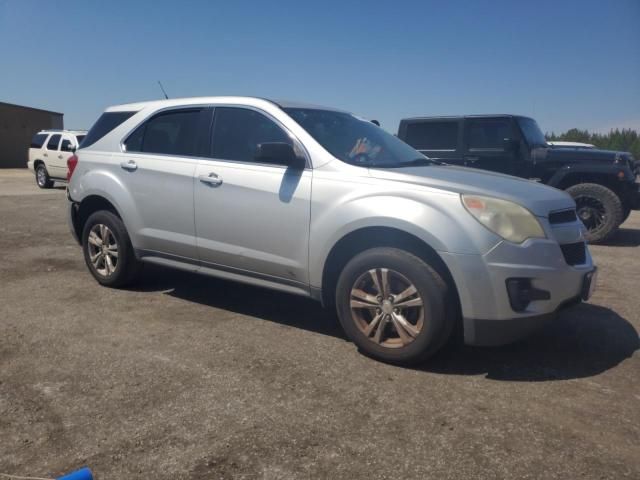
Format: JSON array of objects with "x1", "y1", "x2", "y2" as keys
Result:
[
  {"x1": 566, "y1": 183, "x2": 623, "y2": 244},
  {"x1": 81, "y1": 210, "x2": 141, "y2": 287},
  {"x1": 335, "y1": 247, "x2": 452, "y2": 365},
  {"x1": 35, "y1": 163, "x2": 54, "y2": 189}
]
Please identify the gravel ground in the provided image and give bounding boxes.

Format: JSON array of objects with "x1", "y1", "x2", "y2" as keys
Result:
[{"x1": 1, "y1": 169, "x2": 638, "y2": 479}]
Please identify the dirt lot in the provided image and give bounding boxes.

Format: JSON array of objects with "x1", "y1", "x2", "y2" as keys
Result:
[{"x1": 1, "y1": 169, "x2": 638, "y2": 479}]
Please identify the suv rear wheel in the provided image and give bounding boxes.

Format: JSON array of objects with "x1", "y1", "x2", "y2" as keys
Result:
[
  {"x1": 35, "y1": 164, "x2": 54, "y2": 189},
  {"x1": 336, "y1": 247, "x2": 452, "y2": 365},
  {"x1": 566, "y1": 183, "x2": 623, "y2": 244},
  {"x1": 82, "y1": 210, "x2": 141, "y2": 287}
]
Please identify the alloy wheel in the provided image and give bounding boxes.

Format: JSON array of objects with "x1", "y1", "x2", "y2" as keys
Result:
[
  {"x1": 36, "y1": 167, "x2": 46, "y2": 187},
  {"x1": 87, "y1": 224, "x2": 119, "y2": 277},
  {"x1": 349, "y1": 268, "x2": 425, "y2": 348},
  {"x1": 575, "y1": 195, "x2": 606, "y2": 232}
]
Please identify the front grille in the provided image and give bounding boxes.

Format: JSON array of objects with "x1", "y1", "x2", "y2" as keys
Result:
[
  {"x1": 549, "y1": 209, "x2": 577, "y2": 224},
  {"x1": 560, "y1": 242, "x2": 587, "y2": 266}
]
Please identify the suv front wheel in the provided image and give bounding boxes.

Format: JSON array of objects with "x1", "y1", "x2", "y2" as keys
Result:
[
  {"x1": 336, "y1": 247, "x2": 452, "y2": 365},
  {"x1": 82, "y1": 210, "x2": 141, "y2": 287},
  {"x1": 566, "y1": 183, "x2": 623, "y2": 244}
]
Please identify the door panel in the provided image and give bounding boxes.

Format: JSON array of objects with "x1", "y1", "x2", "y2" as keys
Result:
[
  {"x1": 194, "y1": 106, "x2": 311, "y2": 284},
  {"x1": 114, "y1": 107, "x2": 211, "y2": 259},
  {"x1": 463, "y1": 118, "x2": 517, "y2": 174},
  {"x1": 112, "y1": 153, "x2": 199, "y2": 258},
  {"x1": 44, "y1": 134, "x2": 64, "y2": 177},
  {"x1": 194, "y1": 160, "x2": 311, "y2": 284},
  {"x1": 56, "y1": 135, "x2": 76, "y2": 176}
]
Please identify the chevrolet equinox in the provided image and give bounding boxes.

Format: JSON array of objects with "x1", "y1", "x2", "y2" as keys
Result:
[{"x1": 66, "y1": 97, "x2": 597, "y2": 364}]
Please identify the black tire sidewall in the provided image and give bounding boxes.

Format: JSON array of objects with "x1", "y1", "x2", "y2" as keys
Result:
[
  {"x1": 336, "y1": 247, "x2": 448, "y2": 365},
  {"x1": 81, "y1": 210, "x2": 137, "y2": 287},
  {"x1": 567, "y1": 183, "x2": 623, "y2": 243}
]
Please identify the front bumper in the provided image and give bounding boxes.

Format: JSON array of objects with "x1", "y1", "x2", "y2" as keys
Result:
[{"x1": 440, "y1": 237, "x2": 595, "y2": 346}]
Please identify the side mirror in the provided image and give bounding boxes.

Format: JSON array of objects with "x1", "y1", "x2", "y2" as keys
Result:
[{"x1": 255, "y1": 142, "x2": 305, "y2": 168}]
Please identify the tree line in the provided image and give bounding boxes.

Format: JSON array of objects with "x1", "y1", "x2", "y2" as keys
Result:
[{"x1": 546, "y1": 128, "x2": 639, "y2": 158}]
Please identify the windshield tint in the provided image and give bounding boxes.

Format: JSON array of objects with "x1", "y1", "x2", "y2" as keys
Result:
[
  {"x1": 283, "y1": 108, "x2": 427, "y2": 167},
  {"x1": 517, "y1": 117, "x2": 546, "y2": 147}
]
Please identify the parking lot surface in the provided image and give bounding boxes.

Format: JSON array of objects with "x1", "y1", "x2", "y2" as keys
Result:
[{"x1": 1, "y1": 169, "x2": 638, "y2": 479}]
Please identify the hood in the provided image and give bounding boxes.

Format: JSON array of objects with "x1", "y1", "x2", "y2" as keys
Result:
[
  {"x1": 546, "y1": 147, "x2": 619, "y2": 164},
  {"x1": 367, "y1": 165, "x2": 575, "y2": 217}
]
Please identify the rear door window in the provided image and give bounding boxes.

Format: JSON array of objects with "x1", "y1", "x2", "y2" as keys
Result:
[
  {"x1": 46, "y1": 134, "x2": 61, "y2": 150},
  {"x1": 82, "y1": 111, "x2": 136, "y2": 148},
  {"x1": 211, "y1": 107, "x2": 292, "y2": 164},
  {"x1": 466, "y1": 119, "x2": 512, "y2": 150},
  {"x1": 404, "y1": 121, "x2": 459, "y2": 150},
  {"x1": 60, "y1": 138, "x2": 74, "y2": 152},
  {"x1": 31, "y1": 133, "x2": 49, "y2": 149},
  {"x1": 125, "y1": 108, "x2": 207, "y2": 157}
]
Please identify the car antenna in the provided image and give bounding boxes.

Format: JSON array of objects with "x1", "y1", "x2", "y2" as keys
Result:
[{"x1": 157, "y1": 81, "x2": 169, "y2": 99}]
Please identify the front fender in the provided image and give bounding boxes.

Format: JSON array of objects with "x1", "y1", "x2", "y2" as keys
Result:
[
  {"x1": 308, "y1": 188, "x2": 500, "y2": 288},
  {"x1": 547, "y1": 164, "x2": 631, "y2": 188}
]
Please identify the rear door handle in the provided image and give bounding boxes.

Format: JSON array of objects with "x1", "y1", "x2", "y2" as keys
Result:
[
  {"x1": 464, "y1": 156, "x2": 479, "y2": 163},
  {"x1": 58, "y1": 155, "x2": 63, "y2": 159},
  {"x1": 199, "y1": 172, "x2": 223, "y2": 186},
  {"x1": 120, "y1": 160, "x2": 138, "y2": 171}
]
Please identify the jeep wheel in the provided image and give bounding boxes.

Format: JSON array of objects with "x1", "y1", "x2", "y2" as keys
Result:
[
  {"x1": 566, "y1": 183, "x2": 623, "y2": 244},
  {"x1": 82, "y1": 210, "x2": 141, "y2": 287},
  {"x1": 336, "y1": 247, "x2": 452, "y2": 365},
  {"x1": 35, "y1": 164, "x2": 54, "y2": 189}
]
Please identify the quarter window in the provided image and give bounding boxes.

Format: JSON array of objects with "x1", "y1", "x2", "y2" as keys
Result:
[
  {"x1": 30, "y1": 133, "x2": 48, "y2": 149},
  {"x1": 467, "y1": 119, "x2": 512, "y2": 150},
  {"x1": 211, "y1": 107, "x2": 291, "y2": 164},
  {"x1": 82, "y1": 111, "x2": 136, "y2": 148},
  {"x1": 404, "y1": 121, "x2": 458, "y2": 150},
  {"x1": 125, "y1": 109, "x2": 203, "y2": 157},
  {"x1": 46, "y1": 134, "x2": 61, "y2": 150}
]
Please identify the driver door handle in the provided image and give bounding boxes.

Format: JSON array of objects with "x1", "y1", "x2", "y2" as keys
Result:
[
  {"x1": 199, "y1": 172, "x2": 223, "y2": 186},
  {"x1": 120, "y1": 160, "x2": 138, "y2": 171}
]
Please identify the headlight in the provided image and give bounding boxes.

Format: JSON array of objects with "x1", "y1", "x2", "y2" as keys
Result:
[{"x1": 462, "y1": 194, "x2": 546, "y2": 243}]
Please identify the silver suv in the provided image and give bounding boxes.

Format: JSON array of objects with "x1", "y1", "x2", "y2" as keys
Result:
[{"x1": 67, "y1": 97, "x2": 596, "y2": 364}]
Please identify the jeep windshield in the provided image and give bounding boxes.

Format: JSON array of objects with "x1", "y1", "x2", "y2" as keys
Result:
[
  {"x1": 284, "y1": 108, "x2": 434, "y2": 168},
  {"x1": 517, "y1": 117, "x2": 547, "y2": 147}
]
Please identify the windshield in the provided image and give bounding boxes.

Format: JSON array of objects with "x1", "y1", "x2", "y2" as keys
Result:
[
  {"x1": 283, "y1": 108, "x2": 430, "y2": 168},
  {"x1": 517, "y1": 117, "x2": 547, "y2": 147}
]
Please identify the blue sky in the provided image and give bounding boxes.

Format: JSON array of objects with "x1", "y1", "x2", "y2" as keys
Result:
[{"x1": 0, "y1": 0, "x2": 638, "y2": 134}]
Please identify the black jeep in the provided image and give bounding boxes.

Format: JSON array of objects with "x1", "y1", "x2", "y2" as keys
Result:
[{"x1": 397, "y1": 115, "x2": 639, "y2": 243}]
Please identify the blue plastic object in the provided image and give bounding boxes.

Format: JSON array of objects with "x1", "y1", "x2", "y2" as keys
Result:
[{"x1": 57, "y1": 467, "x2": 93, "y2": 480}]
